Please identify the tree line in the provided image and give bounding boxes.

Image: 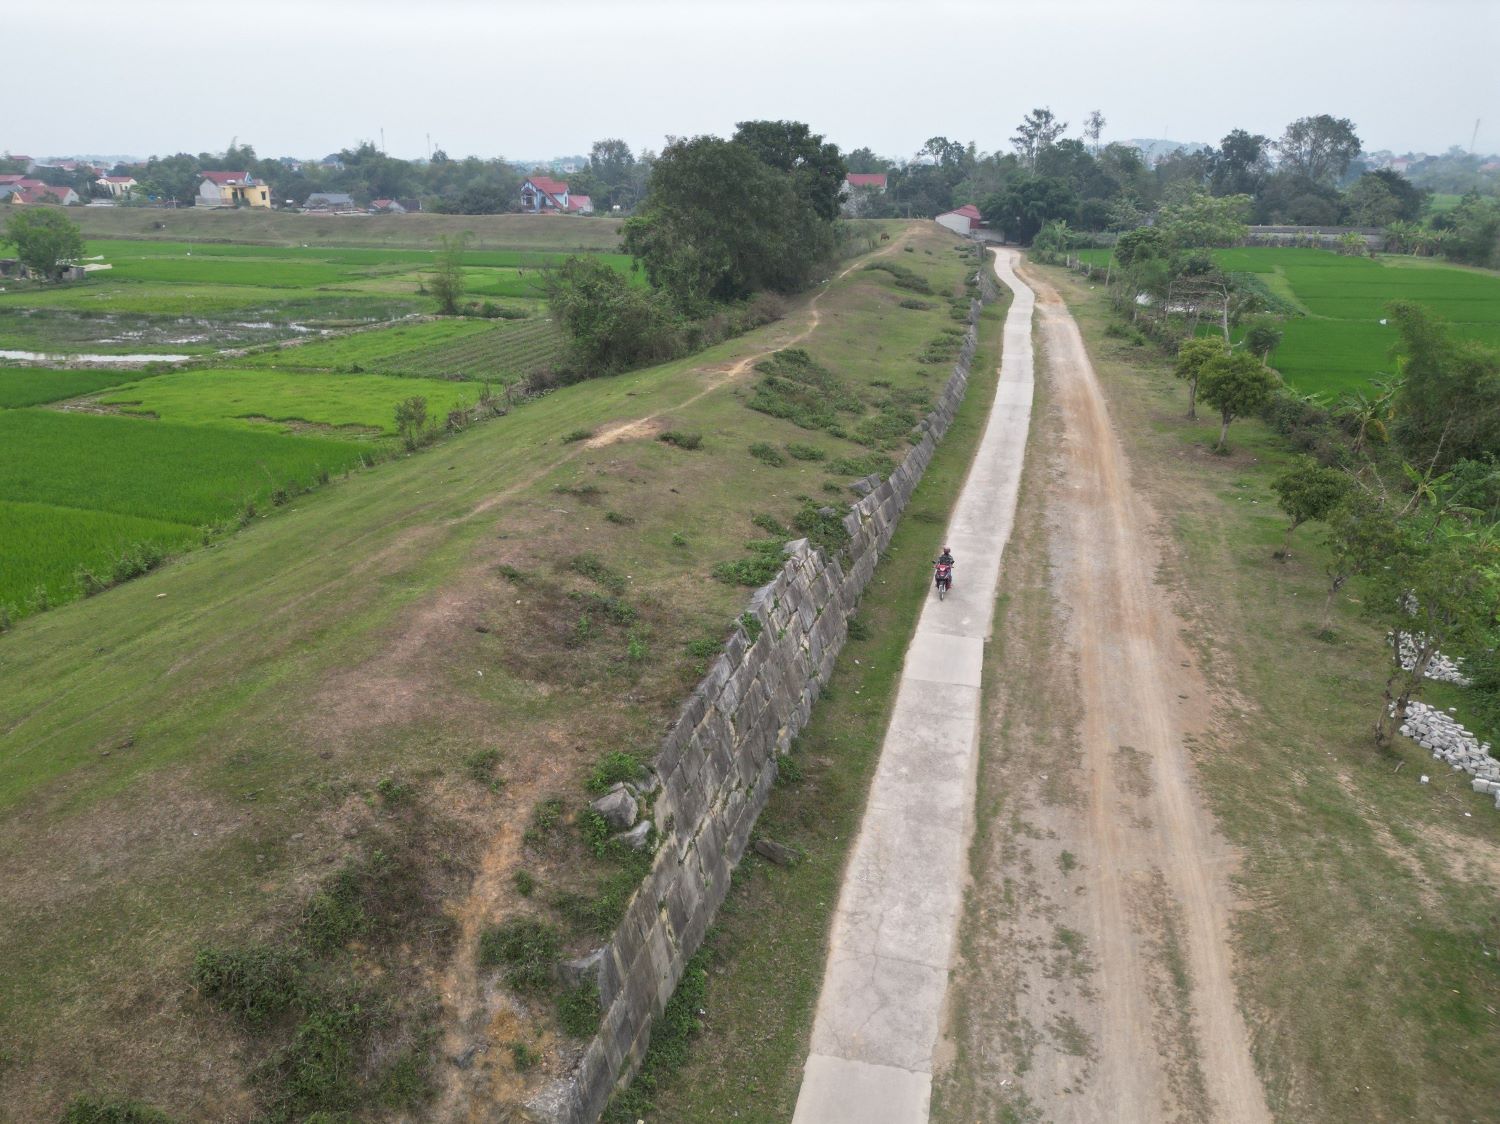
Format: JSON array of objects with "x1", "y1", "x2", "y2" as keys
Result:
[{"x1": 840, "y1": 110, "x2": 1499, "y2": 267}]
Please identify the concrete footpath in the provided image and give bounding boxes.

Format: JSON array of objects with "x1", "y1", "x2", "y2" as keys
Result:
[{"x1": 791, "y1": 248, "x2": 1036, "y2": 1123}]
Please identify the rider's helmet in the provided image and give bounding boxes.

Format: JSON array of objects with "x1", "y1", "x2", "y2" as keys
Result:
[{"x1": 943, "y1": 546, "x2": 951, "y2": 554}]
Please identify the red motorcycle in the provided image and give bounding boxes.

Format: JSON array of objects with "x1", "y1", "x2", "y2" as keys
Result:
[{"x1": 933, "y1": 561, "x2": 953, "y2": 600}]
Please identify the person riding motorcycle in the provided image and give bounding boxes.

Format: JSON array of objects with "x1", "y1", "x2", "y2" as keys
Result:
[{"x1": 934, "y1": 546, "x2": 955, "y2": 591}]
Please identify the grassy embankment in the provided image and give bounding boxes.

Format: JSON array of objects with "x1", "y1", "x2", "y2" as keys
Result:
[
  {"x1": 1033, "y1": 262, "x2": 1500, "y2": 1122},
  {"x1": 0, "y1": 224, "x2": 982, "y2": 1122},
  {"x1": 1075, "y1": 246, "x2": 1500, "y2": 397},
  {"x1": 603, "y1": 279, "x2": 1010, "y2": 1123}
]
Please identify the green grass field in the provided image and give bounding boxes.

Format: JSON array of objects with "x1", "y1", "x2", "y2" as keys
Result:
[
  {"x1": 0, "y1": 367, "x2": 147, "y2": 407},
  {"x1": 0, "y1": 408, "x2": 370, "y2": 608},
  {"x1": 1078, "y1": 246, "x2": 1500, "y2": 396},
  {"x1": 97, "y1": 368, "x2": 485, "y2": 434}
]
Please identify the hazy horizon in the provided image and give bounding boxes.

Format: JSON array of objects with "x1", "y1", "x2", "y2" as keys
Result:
[{"x1": 10, "y1": 0, "x2": 1497, "y2": 164}]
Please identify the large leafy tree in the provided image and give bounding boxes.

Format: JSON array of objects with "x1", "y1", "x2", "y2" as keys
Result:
[
  {"x1": 1275, "y1": 114, "x2": 1362, "y2": 187},
  {"x1": 732, "y1": 120, "x2": 847, "y2": 221},
  {"x1": 623, "y1": 133, "x2": 834, "y2": 312},
  {"x1": 1344, "y1": 169, "x2": 1425, "y2": 226},
  {"x1": 1209, "y1": 130, "x2": 1271, "y2": 197},
  {"x1": 3, "y1": 208, "x2": 85, "y2": 280},
  {"x1": 1173, "y1": 337, "x2": 1226, "y2": 420},
  {"x1": 981, "y1": 174, "x2": 1076, "y2": 243}
]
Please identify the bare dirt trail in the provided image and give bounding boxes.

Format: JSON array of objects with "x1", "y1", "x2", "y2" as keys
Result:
[
  {"x1": 936, "y1": 265, "x2": 1270, "y2": 1124},
  {"x1": 584, "y1": 233, "x2": 911, "y2": 448}
]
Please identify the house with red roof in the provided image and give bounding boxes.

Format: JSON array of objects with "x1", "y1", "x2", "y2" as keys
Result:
[
  {"x1": 844, "y1": 173, "x2": 888, "y2": 192},
  {"x1": 369, "y1": 198, "x2": 407, "y2": 214},
  {"x1": 196, "y1": 170, "x2": 271, "y2": 208},
  {"x1": 520, "y1": 176, "x2": 593, "y2": 214},
  {"x1": 935, "y1": 203, "x2": 982, "y2": 236},
  {"x1": 1, "y1": 180, "x2": 81, "y2": 205}
]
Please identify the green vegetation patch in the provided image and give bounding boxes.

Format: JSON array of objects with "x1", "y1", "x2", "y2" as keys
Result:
[
  {"x1": 748, "y1": 348, "x2": 862, "y2": 434},
  {"x1": 0, "y1": 409, "x2": 366, "y2": 524},
  {"x1": 98, "y1": 368, "x2": 482, "y2": 436},
  {"x1": 0, "y1": 366, "x2": 148, "y2": 408}
]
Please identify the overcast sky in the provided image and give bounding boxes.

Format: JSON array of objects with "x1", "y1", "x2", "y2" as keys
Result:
[{"x1": 10, "y1": 0, "x2": 1497, "y2": 163}]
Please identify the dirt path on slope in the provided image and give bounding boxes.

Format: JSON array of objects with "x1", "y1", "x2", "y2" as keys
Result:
[
  {"x1": 935, "y1": 266, "x2": 1269, "y2": 1124},
  {"x1": 584, "y1": 234, "x2": 912, "y2": 448}
]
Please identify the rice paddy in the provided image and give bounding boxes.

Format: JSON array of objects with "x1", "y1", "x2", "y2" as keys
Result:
[
  {"x1": 0, "y1": 228, "x2": 611, "y2": 618},
  {"x1": 1076, "y1": 246, "x2": 1500, "y2": 396}
]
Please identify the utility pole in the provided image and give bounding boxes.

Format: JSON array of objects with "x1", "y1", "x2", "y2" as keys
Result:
[
  {"x1": 1470, "y1": 119, "x2": 1482, "y2": 154},
  {"x1": 380, "y1": 127, "x2": 386, "y2": 155}
]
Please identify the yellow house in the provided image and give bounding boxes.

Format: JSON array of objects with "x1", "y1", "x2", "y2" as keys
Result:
[{"x1": 196, "y1": 170, "x2": 271, "y2": 208}]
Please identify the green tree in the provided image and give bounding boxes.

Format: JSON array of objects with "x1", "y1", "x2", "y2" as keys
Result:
[
  {"x1": 394, "y1": 395, "x2": 428, "y2": 451},
  {"x1": 1272, "y1": 458, "x2": 1349, "y2": 558},
  {"x1": 1157, "y1": 190, "x2": 1251, "y2": 248},
  {"x1": 546, "y1": 256, "x2": 681, "y2": 376},
  {"x1": 1344, "y1": 169, "x2": 1425, "y2": 226},
  {"x1": 1319, "y1": 492, "x2": 1399, "y2": 633},
  {"x1": 1209, "y1": 130, "x2": 1272, "y2": 197},
  {"x1": 1360, "y1": 515, "x2": 1500, "y2": 745},
  {"x1": 1173, "y1": 336, "x2": 1226, "y2": 420},
  {"x1": 1388, "y1": 300, "x2": 1500, "y2": 469},
  {"x1": 1275, "y1": 115, "x2": 1363, "y2": 187},
  {"x1": 2, "y1": 208, "x2": 85, "y2": 280},
  {"x1": 429, "y1": 233, "x2": 468, "y2": 315},
  {"x1": 1199, "y1": 350, "x2": 1279, "y2": 449},
  {"x1": 1437, "y1": 193, "x2": 1500, "y2": 266},
  {"x1": 732, "y1": 120, "x2": 848, "y2": 221},
  {"x1": 982, "y1": 174, "x2": 1076, "y2": 243},
  {"x1": 1243, "y1": 319, "x2": 1283, "y2": 364},
  {"x1": 623, "y1": 133, "x2": 834, "y2": 312},
  {"x1": 1010, "y1": 107, "x2": 1068, "y2": 169}
]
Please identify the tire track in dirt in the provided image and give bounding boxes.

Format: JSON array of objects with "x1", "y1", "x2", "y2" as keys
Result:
[{"x1": 936, "y1": 263, "x2": 1269, "y2": 1124}]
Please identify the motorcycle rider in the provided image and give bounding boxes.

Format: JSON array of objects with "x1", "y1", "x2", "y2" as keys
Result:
[{"x1": 934, "y1": 545, "x2": 955, "y2": 587}]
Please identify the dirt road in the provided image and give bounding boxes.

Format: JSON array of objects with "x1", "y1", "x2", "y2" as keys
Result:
[{"x1": 934, "y1": 264, "x2": 1270, "y2": 1123}]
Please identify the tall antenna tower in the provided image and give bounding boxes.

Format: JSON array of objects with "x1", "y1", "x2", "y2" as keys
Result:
[{"x1": 1471, "y1": 119, "x2": 1482, "y2": 154}]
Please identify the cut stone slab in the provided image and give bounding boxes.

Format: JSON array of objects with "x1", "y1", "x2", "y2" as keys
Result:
[
  {"x1": 793, "y1": 1053, "x2": 931, "y2": 1124},
  {"x1": 612, "y1": 819, "x2": 652, "y2": 851},
  {"x1": 590, "y1": 787, "x2": 637, "y2": 831}
]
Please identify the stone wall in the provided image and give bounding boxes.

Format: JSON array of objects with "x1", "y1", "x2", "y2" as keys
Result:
[{"x1": 529, "y1": 293, "x2": 988, "y2": 1123}]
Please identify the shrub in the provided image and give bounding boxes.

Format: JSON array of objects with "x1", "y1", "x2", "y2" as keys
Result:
[
  {"x1": 62, "y1": 1097, "x2": 176, "y2": 1124},
  {"x1": 589, "y1": 751, "x2": 644, "y2": 793},
  {"x1": 191, "y1": 945, "x2": 303, "y2": 1025},
  {"x1": 748, "y1": 441, "x2": 785, "y2": 467},
  {"x1": 580, "y1": 809, "x2": 612, "y2": 857},
  {"x1": 510, "y1": 1042, "x2": 540, "y2": 1071},
  {"x1": 751, "y1": 513, "x2": 791, "y2": 537},
  {"x1": 670, "y1": 531, "x2": 687, "y2": 547},
  {"x1": 478, "y1": 918, "x2": 561, "y2": 992},
  {"x1": 256, "y1": 999, "x2": 368, "y2": 1118},
  {"x1": 513, "y1": 870, "x2": 536, "y2": 897},
  {"x1": 864, "y1": 260, "x2": 934, "y2": 294},
  {"x1": 461, "y1": 748, "x2": 502, "y2": 786},
  {"x1": 785, "y1": 442, "x2": 826, "y2": 461},
  {"x1": 558, "y1": 982, "x2": 602, "y2": 1037},
  {"x1": 300, "y1": 868, "x2": 369, "y2": 953},
  {"x1": 659, "y1": 430, "x2": 703, "y2": 449},
  {"x1": 846, "y1": 615, "x2": 870, "y2": 641},
  {"x1": 376, "y1": 776, "x2": 413, "y2": 806},
  {"x1": 775, "y1": 754, "x2": 805, "y2": 786},
  {"x1": 898, "y1": 298, "x2": 933, "y2": 310},
  {"x1": 561, "y1": 428, "x2": 594, "y2": 444},
  {"x1": 604, "y1": 510, "x2": 635, "y2": 525},
  {"x1": 570, "y1": 554, "x2": 627, "y2": 594},
  {"x1": 792, "y1": 500, "x2": 851, "y2": 556},
  {"x1": 748, "y1": 349, "x2": 861, "y2": 433},
  {"x1": 712, "y1": 541, "x2": 786, "y2": 586}
]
